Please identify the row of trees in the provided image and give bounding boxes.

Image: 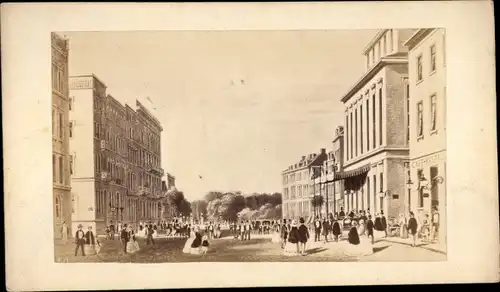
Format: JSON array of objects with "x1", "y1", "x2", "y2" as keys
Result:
[
  {"x1": 190, "y1": 191, "x2": 282, "y2": 222},
  {"x1": 162, "y1": 187, "x2": 192, "y2": 218}
]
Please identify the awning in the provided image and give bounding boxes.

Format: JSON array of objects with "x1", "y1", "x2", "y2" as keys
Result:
[{"x1": 333, "y1": 164, "x2": 371, "y2": 181}]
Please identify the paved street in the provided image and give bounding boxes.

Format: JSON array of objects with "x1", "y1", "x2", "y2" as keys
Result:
[{"x1": 55, "y1": 233, "x2": 445, "y2": 263}]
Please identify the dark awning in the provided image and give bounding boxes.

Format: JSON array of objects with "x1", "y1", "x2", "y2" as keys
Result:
[{"x1": 333, "y1": 164, "x2": 371, "y2": 181}]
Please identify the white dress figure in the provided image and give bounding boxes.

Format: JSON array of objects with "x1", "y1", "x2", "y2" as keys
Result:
[
  {"x1": 183, "y1": 229, "x2": 196, "y2": 254},
  {"x1": 271, "y1": 225, "x2": 281, "y2": 243},
  {"x1": 126, "y1": 228, "x2": 140, "y2": 254}
]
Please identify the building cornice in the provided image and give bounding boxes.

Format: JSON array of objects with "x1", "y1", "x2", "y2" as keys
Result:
[
  {"x1": 403, "y1": 28, "x2": 436, "y2": 51},
  {"x1": 362, "y1": 29, "x2": 389, "y2": 55},
  {"x1": 340, "y1": 56, "x2": 408, "y2": 103}
]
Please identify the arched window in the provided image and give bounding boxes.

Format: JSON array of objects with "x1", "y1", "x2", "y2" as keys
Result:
[
  {"x1": 55, "y1": 196, "x2": 61, "y2": 219},
  {"x1": 58, "y1": 156, "x2": 64, "y2": 184}
]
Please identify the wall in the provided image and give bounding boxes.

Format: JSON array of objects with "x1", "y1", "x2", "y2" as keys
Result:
[{"x1": 385, "y1": 63, "x2": 409, "y2": 148}]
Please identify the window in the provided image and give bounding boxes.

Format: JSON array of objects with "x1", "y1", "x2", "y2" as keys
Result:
[
  {"x1": 430, "y1": 44, "x2": 436, "y2": 72},
  {"x1": 350, "y1": 112, "x2": 353, "y2": 159},
  {"x1": 405, "y1": 79, "x2": 410, "y2": 144},
  {"x1": 58, "y1": 156, "x2": 64, "y2": 184},
  {"x1": 392, "y1": 194, "x2": 399, "y2": 199},
  {"x1": 59, "y1": 113, "x2": 63, "y2": 138},
  {"x1": 55, "y1": 196, "x2": 61, "y2": 219},
  {"x1": 407, "y1": 169, "x2": 412, "y2": 212},
  {"x1": 418, "y1": 169, "x2": 424, "y2": 207},
  {"x1": 430, "y1": 167, "x2": 439, "y2": 209},
  {"x1": 417, "y1": 55, "x2": 423, "y2": 81},
  {"x1": 372, "y1": 94, "x2": 376, "y2": 148},
  {"x1": 379, "y1": 87, "x2": 383, "y2": 146},
  {"x1": 72, "y1": 193, "x2": 76, "y2": 214},
  {"x1": 373, "y1": 175, "x2": 377, "y2": 211},
  {"x1": 366, "y1": 99, "x2": 370, "y2": 151},
  {"x1": 367, "y1": 177, "x2": 370, "y2": 208},
  {"x1": 430, "y1": 94, "x2": 437, "y2": 132},
  {"x1": 345, "y1": 115, "x2": 349, "y2": 160},
  {"x1": 355, "y1": 108, "x2": 358, "y2": 157},
  {"x1": 52, "y1": 63, "x2": 58, "y2": 89},
  {"x1": 380, "y1": 173, "x2": 384, "y2": 193},
  {"x1": 417, "y1": 101, "x2": 424, "y2": 137},
  {"x1": 52, "y1": 154, "x2": 56, "y2": 182},
  {"x1": 70, "y1": 155, "x2": 74, "y2": 175},
  {"x1": 360, "y1": 104, "x2": 363, "y2": 154},
  {"x1": 69, "y1": 121, "x2": 74, "y2": 138}
]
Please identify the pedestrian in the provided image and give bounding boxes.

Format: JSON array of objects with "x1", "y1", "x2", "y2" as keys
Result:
[
  {"x1": 84, "y1": 226, "x2": 97, "y2": 256},
  {"x1": 421, "y1": 214, "x2": 431, "y2": 242},
  {"x1": 339, "y1": 207, "x2": 346, "y2": 219},
  {"x1": 281, "y1": 219, "x2": 288, "y2": 249},
  {"x1": 74, "y1": 224, "x2": 86, "y2": 256},
  {"x1": 146, "y1": 224, "x2": 155, "y2": 245},
  {"x1": 109, "y1": 221, "x2": 115, "y2": 240},
  {"x1": 322, "y1": 217, "x2": 330, "y2": 243},
  {"x1": 297, "y1": 217, "x2": 310, "y2": 255},
  {"x1": 120, "y1": 224, "x2": 129, "y2": 254},
  {"x1": 332, "y1": 216, "x2": 341, "y2": 242},
  {"x1": 201, "y1": 234, "x2": 210, "y2": 255},
  {"x1": 283, "y1": 220, "x2": 300, "y2": 256},
  {"x1": 313, "y1": 216, "x2": 321, "y2": 242},
  {"x1": 380, "y1": 211, "x2": 388, "y2": 238},
  {"x1": 407, "y1": 211, "x2": 418, "y2": 247},
  {"x1": 245, "y1": 221, "x2": 252, "y2": 240},
  {"x1": 399, "y1": 213, "x2": 408, "y2": 239},
  {"x1": 61, "y1": 221, "x2": 69, "y2": 243},
  {"x1": 366, "y1": 214, "x2": 375, "y2": 244},
  {"x1": 431, "y1": 207, "x2": 440, "y2": 242},
  {"x1": 105, "y1": 225, "x2": 111, "y2": 240}
]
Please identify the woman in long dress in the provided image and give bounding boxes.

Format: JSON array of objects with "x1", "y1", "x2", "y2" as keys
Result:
[
  {"x1": 126, "y1": 226, "x2": 140, "y2": 254},
  {"x1": 343, "y1": 221, "x2": 367, "y2": 257},
  {"x1": 183, "y1": 226, "x2": 197, "y2": 254},
  {"x1": 373, "y1": 213, "x2": 385, "y2": 240},
  {"x1": 357, "y1": 220, "x2": 374, "y2": 255},
  {"x1": 283, "y1": 220, "x2": 300, "y2": 256},
  {"x1": 190, "y1": 228, "x2": 203, "y2": 255},
  {"x1": 271, "y1": 222, "x2": 281, "y2": 243},
  {"x1": 399, "y1": 214, "x2": 408, "y2": 239}
]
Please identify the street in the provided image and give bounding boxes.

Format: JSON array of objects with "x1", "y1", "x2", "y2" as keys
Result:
[{"x1": 54, "y1": 233, "x2": 445, "y2": 263}]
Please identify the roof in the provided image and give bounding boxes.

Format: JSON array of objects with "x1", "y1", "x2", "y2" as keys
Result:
[
  {"x1": 403, "y1": 28, "x2": 436, "y2": 50},
  {"x1": 69, "y1": 74, "x2": 107, "y2": 88},
  {"x1": 362, "y1": 29, "x2": 389, "y2": 55},
  {"x1": 340, "y1": 55, "x2": 408, "y2": 103}
]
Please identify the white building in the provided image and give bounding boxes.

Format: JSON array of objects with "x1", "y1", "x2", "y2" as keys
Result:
[{"x1": 404, "y1": 28, "x2": 447, "y2": 245}]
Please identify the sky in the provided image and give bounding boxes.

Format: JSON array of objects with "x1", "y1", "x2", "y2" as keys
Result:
[{"x1": 65, "y1": 30, "x2": 377, "y2": 201}]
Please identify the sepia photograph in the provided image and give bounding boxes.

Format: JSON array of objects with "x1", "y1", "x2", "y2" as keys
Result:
[
  {"x1": 52, "y1": 28, "x2": 447, "y2": 263},
  {"x1": 3, "y1": 2, "x2": 497, "y2": 290}
]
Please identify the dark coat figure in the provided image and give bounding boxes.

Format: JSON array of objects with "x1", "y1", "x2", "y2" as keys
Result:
[
  {"x1": 407, "y1": 217, "x2": 418, "y2": 235},
  {"x1": 339, "y1": 210, "x2": 346, "y2": 218},
  {"x1": 366, "y1": 219, "x2": 374, "y2": 236},
  {"x1": 288, "y1": 226, "x2": 299, "y2": 244},
  {"x1": 109, "y1": 224, "x2": 116, "y2": 240},
  {"x1": 191, "y1": 232, "x2": 202, "y2": 248},
  {"x1": 147, "y1": 225, "x2": 155, "y2": 245},
  {"x1": 85, "y1": 230, "x2": 95, "y2": 245},
  {"x1": 332, "y1": 221, "x2": 342, "y2": 236},
  {"x1": 374, "y1": 217, "x2": 384, "y2": 231},
  {"x1": 120, "y1": 228, "x2": 129, "y2": 253},
  {"x1": 381, "y1": 215, "x2": 388, "y2": 231},
  {"x1": 74, "y1": 229, "x2": 86, "y2": 256},
  {"x1": 313, "y1": 219, "x2": 321, "y2": 241},
  {"x1": 281, "y1": 224, "x2": 289, "y2": 241},
  {"x1": 348, "y1": 226, "x2": 360, "y2": 245},
  {"x1": 321, "y1": 220, "x2": 330, "y2": 236},
  {"x1": 348, "y1": 211, "x2": 355, "y2": 218},
  {"x1": 298, "y1": 224, "x2": 310, "y2": 243}
]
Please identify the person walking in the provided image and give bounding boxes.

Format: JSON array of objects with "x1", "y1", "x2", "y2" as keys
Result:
[
  {"x1": 61, "y1": 221, "x2": 69, "y2": 243},
  {"x1": 322, "y1": 217, "x2": 330, "y2": 243},
  {"x1": 380, "y1": 211, "x2": 388, "y2": 238},
  {"x1": 313, "y1": 216, "x2": 321, "y2": 242},
  {"x1": 120, "y1": 224, "x2": 129, "y2": 254},
  {"x1": 332, "y1": 216, "x2": 342, "y2": 242},
  {"x1": 74, "y1": 224, "x2": 86, "y2": 256},
  {"x1": 366, "y1": 214, "x2": 375, "y2": 244},
  {"x1": 407, "y1": 212, "x2": 419, "y2": 247},
  {"x1": 146, "y1": 224, "x2": 155, "y2": 245},
  {"x1": 281, "y1": 219, "x2": 289, "y2": 249},
  {"x1": 109, "y1": 221, "x2": 115, "y2": 240},
  {"x1": 297, "y1": 217, "x2": 310, "y2": 255},
  {"x1": 431, "y1": 207, "x2": 440, "y2": 242}
]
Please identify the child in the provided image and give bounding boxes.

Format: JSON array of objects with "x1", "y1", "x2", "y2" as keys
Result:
[{"x1": 201, "y1": 234, "x2": 209, "y2": 255}]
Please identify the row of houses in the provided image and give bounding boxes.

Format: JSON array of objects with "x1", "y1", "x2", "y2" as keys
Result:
[
  {"x1": 52, "y1": 33, "x2": 177, "y2": 238},
  {"x1": 281, "y1": 28, "x2": 446, "y2": 245}
]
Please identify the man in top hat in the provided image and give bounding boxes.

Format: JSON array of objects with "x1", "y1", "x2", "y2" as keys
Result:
[{"x1": 74, "y1": 224, "x2": 86, "y2": 256}]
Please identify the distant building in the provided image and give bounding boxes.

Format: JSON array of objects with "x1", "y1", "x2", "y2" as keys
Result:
[
  {"x1": 166, "y1": 172, "x2": 176, "y2": 190},
  {"x1": 52, "y1": 33, "x2": 72, "y2": 238},
  {"x1": 281, "y1": 148, "x2": 328, "y2": 222},
  {"x1": 69, "y1": 74, "x2": 163, "y2": 234},
  {"x1": 339, "y1": 29, "x2": 416, "y2": 218},
  {"x1": 404, "y1": 28, "x2": 447, "y2": 244}
]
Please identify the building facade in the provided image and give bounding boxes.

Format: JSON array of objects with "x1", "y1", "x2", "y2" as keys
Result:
[
  {"x1": 69, "y1": 74, "x2": 163, "y2": 234},
  {"x1": 339, "y1": 29, "x2": 416, "y2": 219},
  {"x1": 52, "y1": 33, "x2": 72, "y2": 239},
  {"x1": 404, "y1": 28, "x2": 447, "y2": 245},
  {"x1": 282, "y1": 149, "x2": 327, "y2": 222}
]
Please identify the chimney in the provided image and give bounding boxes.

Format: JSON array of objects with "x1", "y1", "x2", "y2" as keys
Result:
[
  {"x1": 301, "y1": 156, "x2": 306, "y2": 161},
  {"x1": 320, "y1": 148, "x2": 326, "y2": 154}
]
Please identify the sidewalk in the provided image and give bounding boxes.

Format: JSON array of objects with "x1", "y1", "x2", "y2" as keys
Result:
[{"x1": 381, "y1": 236, "x2": 446, "y2": 254}]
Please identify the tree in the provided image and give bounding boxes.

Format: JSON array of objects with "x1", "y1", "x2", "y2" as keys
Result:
[
  {"x1": 310, "y1": 195, "x2": 325, "y2": 216},
  {"x1": 191, "y1": 200, "x2": 208, "y2": 221}
]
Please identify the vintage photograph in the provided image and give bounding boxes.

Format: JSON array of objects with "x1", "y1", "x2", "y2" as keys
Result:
[{"x1": 52, "y1": 29, "x2": 447, "y2": 263}]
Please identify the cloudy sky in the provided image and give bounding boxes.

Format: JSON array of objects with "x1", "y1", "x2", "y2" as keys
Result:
[{"x1": 65, "y1": 30, "x2": 377, "y2": 200}]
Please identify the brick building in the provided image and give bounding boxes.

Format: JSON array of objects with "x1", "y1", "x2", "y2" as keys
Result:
[
  {"x1": 339, "y1": 29, "x2": 416, "y2": 219},
  {"x1": 52, "y1": 33, "x2": 72, "y2": 238},
  {"x1": 69, "y1": 74, "x2": 163, "y2": 234},
  {"x1": 404, "y1": 28, "x2": 447, "y2": 245}
]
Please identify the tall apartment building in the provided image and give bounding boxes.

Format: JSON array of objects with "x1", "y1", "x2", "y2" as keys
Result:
[
  {"x1": 69, "y1": 74, "x2": 164, "y2": 234},
  {"x1": 52, "y1": 33, "x2": 72, "y2": 238},
  {"x1": 339, "y1": 29, "x2": 417, "y2": 219},
  {"x1": 404, "y1": 28, "x2": 447, "y2": 245},
  {"x1": 281, "y1": 149, "x2": 327, "y2": 221}
]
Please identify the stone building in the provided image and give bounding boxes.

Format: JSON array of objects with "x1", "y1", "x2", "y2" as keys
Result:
[
  {"x1": 339, "y1": 29, "x2": 417, "y2": 219},
  {"x1": 52, "y1": 32, "x2": 72, "y2": 239},
  {"x1": 404, "y1": 28, "x2": 447, "y2": 245},
  {"x1": 69, "y1": 74, "x2": 163, "y2": 234},
  {"x1": 281, "y1": 148, "x2": 327, "y2": 222}
]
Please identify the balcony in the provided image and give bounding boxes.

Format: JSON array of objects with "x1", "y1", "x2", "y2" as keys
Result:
[
  {"x1": 138, "y1": 186, "x2": 151, "y2": 196},
  {"x1": 149, "y1": 167, "x2": 164, "y2": 177}
]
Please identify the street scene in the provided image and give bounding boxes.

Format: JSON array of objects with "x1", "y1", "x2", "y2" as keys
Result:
[{"x1": 52, "y1": 28, "x2": 447, "y2": 263}]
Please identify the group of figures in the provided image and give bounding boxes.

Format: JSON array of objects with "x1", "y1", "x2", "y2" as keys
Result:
[
  {"x1": 182, "y1": 226, "x2": 211, "y2": 255},
  {"x1": 73, "y1": 224, "x2": 101, "y2": 256}
]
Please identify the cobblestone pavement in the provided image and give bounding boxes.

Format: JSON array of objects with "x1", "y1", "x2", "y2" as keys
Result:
[{"x1": 54, "y1": 233, "x2": 445, "y2": 263}]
